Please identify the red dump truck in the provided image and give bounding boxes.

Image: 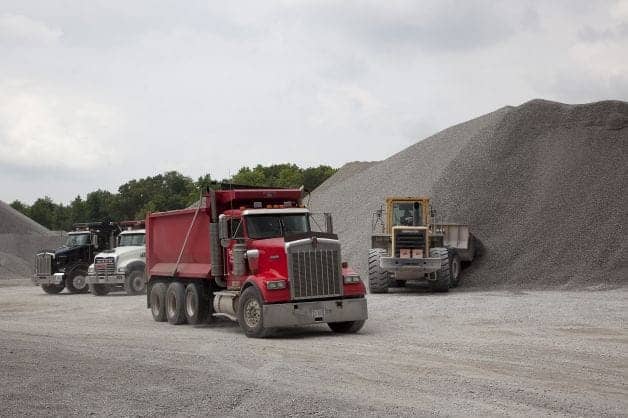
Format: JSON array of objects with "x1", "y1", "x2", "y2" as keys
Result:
[{"x1": 146, "y1": 187, "x2": 367, "y2": 337}]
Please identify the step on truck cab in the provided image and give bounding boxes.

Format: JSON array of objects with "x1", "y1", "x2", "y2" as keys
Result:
[
  {"x1": 86, "y1": 221, "x2": 146, "y2": 296},
  {"x1": 33, "y1": 222, "x2": 120, "y2": 294},
  {"x1": 146, "y1": 187, "x2": 368, "y2": 338}
]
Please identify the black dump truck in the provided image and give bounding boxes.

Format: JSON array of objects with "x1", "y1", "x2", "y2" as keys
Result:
[{"x1": 33, "y1": 222, "x2": 120, "y2": 294}]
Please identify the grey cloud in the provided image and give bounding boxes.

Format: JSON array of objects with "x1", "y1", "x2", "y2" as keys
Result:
[{"x1": 578, "y1": 23, "x2": 628, "y2": 42}]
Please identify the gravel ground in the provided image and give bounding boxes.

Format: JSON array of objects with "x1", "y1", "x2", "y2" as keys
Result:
[{"x1": 1, "y1": 283, "x2": 626, "y2": 416}]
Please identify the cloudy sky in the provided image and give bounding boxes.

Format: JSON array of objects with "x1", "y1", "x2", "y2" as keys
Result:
[{"x1": 1, "y1": 1, "x2": 627, "y2": 204}]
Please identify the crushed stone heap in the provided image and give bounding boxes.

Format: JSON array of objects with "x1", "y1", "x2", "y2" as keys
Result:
[{"x1": 311, "y1": 99, "x2": 627, "y2": 289}]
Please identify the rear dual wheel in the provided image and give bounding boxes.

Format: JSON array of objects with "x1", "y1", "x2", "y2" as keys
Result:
[{"x1": 184, "y1": 282, "x2": 208, "y2": 325}]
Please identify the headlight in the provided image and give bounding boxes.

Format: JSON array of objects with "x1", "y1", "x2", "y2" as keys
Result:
[
  {"x1": 266, "y1": 280, "x2": 287, "y2": 290},
  {"x1": 343, "y1": 274, "x2": 361, "y2": 284},
  {"x1": 88, "y1": 266, "x2": 95, "y2": 274},
  {"x1": 117, "y1": 267, "x2": 125, "y2": 273}
]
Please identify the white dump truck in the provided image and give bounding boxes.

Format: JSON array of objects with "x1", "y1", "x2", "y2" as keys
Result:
[{"x1": 86, "y1": 221, "x2": 146, "y2": 296}]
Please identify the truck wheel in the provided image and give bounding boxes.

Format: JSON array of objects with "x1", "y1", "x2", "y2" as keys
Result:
[
  {"x1": 237, "y1": 286, "x2": 270, "y2": 338},
  {"x1": 166, "y1": 282, "x2": 187, "y2": 325},
  {"x1": 89, "y1": 284, "x2": 110, "y2": 296},
  {"x1": 149, "y1": 282, "x2": 167, "y2": 322},
  {"x1": 42, "y1": 283, "x2": 64, "y2": 294},
  {"x1": 125, "y1": 270, "x2": 146, "y2": 295},
  {"x1": 66, "y1": 270, "x2": 89, "y2": 294},
  {"x1": 368, "y1": 249, "x2": 390, "y2": 293},
  {"x1": 328, "y1": 320, "x2": 365, "y2": 334},
  {"x1": 184, "y1": 282, "x2": 207, "y2": 325},
  {"x1": 450, "y1": 253, "x2": 462, "y2": 288},
  {"x1": 428, "y1": 247, "x2": 451, "y2": 292}
]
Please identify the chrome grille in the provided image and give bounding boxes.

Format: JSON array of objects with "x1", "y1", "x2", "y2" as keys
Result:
[
  {"x1": 287, "y1": 238, "x2": 343, "y2": 300},
  {"x1": 35, "y1": 253, "x2": 53, "y2": 275},
  {"x1": 94, "y1": 257, "x2": 116, "y2": 275}
]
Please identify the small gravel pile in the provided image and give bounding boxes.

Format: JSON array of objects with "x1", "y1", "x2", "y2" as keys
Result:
[
  {"x1": 0, "y1": 201, "x2": 65, "y2": 279},
  {"x1": 311, "y1": 99, "x2": 627, "y2": 289}
]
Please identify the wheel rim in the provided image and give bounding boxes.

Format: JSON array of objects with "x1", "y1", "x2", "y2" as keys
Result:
[
  {"x1": 73, "y1": 274, "x2": 86, "y2": 290},
  {"x1": 185, "y1": 291, "x2": 197, "y2": 318},
  {"x1": 243, "y1": 298, "x2": 262, "y2": 328},
  {"x1": 167, "y1": 292, "x2": 177, "y2": 318},
  {"x1": 132, "y1": 275, "x2": 145, "y2": 292}
]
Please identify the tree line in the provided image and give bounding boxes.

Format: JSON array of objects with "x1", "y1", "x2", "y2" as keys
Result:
[{"x1": 10, "y1": 164, "x2": 336, "y2": 231}]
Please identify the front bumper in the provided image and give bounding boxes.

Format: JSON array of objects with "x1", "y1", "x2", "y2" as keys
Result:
[
  {"x1": 32, "y1": 273, "x2": 64, "y2": 285},
  {"x1": 262, "y1": 297, "x2": 368, "y2": 328},
  {"x1": 86, "y1": 273, "x2": 125, "y2": 284},
  {"x1": 380, "y1": 256, "x2": 441, "y2": 273}
]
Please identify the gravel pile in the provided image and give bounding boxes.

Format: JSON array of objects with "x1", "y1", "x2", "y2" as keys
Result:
[
  {"x1": 0, "y1": 201, "x2": 66, "y2": 279},
  {"x1": 311, "y1": 99, "x2": 627, "y2": 289}
]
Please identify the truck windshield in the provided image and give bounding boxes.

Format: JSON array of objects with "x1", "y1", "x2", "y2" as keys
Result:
[
  {"x1": 392, "y1": 202, "x2": 423, "y2": 226},
  {"x1": 65, "y1": 233, "x2": 90, "y2": 247},
  {"x1": 118, "y1": 233, "x2": 145, "y2": 247},
  {"x1": 246, "y1": 214, "x2": 310, "y2": 239}
]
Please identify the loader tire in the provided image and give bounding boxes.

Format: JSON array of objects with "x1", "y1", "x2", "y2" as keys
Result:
[
  {"x1": 166, "y1": 282, "x2": 187, "y2": 325},
  {"x1": 89, "y1": 283, "x2": 110, "y2": 296},
  {"x1": 428, "y1": 247, "x2": 450, "y2": 292},
  {"x1": 368, "y1": 249, "x2": 390, "y2": 294},
  {"x1": 450, "y1": 253, "x2": 462, "y2": 288}
]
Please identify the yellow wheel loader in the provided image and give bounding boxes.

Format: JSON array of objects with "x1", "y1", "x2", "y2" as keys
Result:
[{"x1": 369, "y1": 197, "x2": 477, "y2": 293}]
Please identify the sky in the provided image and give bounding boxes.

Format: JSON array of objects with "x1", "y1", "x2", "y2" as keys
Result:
[{"x1": 1, "y1": 0, "x2": 627, "y2": 204}]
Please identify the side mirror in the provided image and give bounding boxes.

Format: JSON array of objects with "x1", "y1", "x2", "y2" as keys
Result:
[
  {"x1": 324, "y1": 213, "x2": 334, "y2": 234},
  {"x1": 91, "y1": 234, "x2": 99, "y2": 249}
]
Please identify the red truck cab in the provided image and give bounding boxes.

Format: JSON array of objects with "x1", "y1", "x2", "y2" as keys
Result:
[{"x1": 146, "y1": 188, "x2": 367, "y2": 337}]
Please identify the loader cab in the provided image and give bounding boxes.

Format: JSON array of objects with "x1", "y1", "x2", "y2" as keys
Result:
[{"x1": 386, "y1": 197, "x2": 430, "y2": 233}]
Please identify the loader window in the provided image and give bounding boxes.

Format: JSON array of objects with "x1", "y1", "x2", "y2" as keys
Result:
[{"x1": 392, "y1": 202, "x2": 423, "y2": 226}]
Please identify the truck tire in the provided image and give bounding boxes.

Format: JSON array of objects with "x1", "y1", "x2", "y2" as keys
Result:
[
  {"x1": 125, "y1": 270, "x2": 146, "y2": 295},
  {"x1": 89, "y1": 284, "x2": 110, "y2": 296},
  {"x1": 328, "y1": 320, "x2": 365, "y2": 334},
  {"x1": 42, "y1": 283, "x2": 64, "y2": 294},
  {"x1": 450, "y1": 253, "x2": 462, "y2": 288},
  {"x1": 149, "y1": 282, "x2": 167, "y2": 322},
  {"x1": 237, "y1": 286, "x2": 270, "y2": 338},
  {"x1": 368, "y1": 249, "x2": 390, "y2": 293},
  {"x1": 428, "y1": 247, "x2": 450, "y2": 292},
  {"x1": 184, "y1": 282, "x2": 207, "y2": 325},
  {"x1": 66, "y1": 270, "x2": 89, "y2": 294},
  {"x1": 166, "y1": 281, "x2": 187, "y2": 325}
]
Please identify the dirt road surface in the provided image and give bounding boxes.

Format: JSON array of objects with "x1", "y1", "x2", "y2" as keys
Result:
[{"x1": 1, "y1": 284, "x2": 626, "y2": 416}]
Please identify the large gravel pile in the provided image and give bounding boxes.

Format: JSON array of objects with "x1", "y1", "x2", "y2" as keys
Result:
[
  {"x1": 0, "y1": 201, "x2": 65, "y2": 279},
  {"x1": 311, "y1": 99, "x2": 627, "y2": 289}
]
